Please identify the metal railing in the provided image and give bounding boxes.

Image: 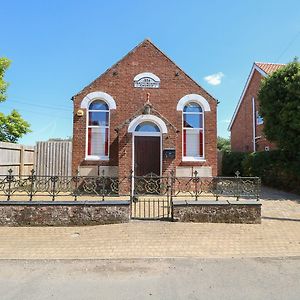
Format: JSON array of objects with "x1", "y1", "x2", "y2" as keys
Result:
[
  {"x1": 0, "y1": 169, "x2": 260, "y2": 202},
  {"x1": 0, "y1": 169, "x2": 130, "y2": 201},
  {"x1": 133, "y1": 171, "x2": 260, "y2": 201}
]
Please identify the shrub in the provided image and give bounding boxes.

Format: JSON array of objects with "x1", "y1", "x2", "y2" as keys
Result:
[
  {"x1": 222, "y1": 150, "x2": 300, "y2": 194},
  {"x1": 221, "y1": 151, "x2": 247, "y2": 176}
]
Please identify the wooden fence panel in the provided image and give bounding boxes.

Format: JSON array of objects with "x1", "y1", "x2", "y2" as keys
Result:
[
  {"x1": 0, "y1": 142, "x2": 35, "y2": 175},
  {"x1": 35, "y1": 141, "x2": 72, "y2": 176}
]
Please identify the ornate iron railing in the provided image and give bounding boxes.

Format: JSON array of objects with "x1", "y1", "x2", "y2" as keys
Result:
[
  {"x1": 133, "y1": 171, "x2": 260, "y2": 201},
  {"x1": 0, "y1": 169, "x2": 260, "y2": 202},
  {"x1": 0, "y1": 169, "x2": 130, "y2": 201}
]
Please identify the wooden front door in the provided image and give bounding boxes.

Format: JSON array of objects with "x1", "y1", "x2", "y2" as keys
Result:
[{"x1": 134, "y1": 136, "x2": 160, "y2": 176}]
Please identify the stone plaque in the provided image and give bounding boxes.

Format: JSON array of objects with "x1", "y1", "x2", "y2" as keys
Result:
[{"x1": 134, "y1": 72, "x2": 160, "y2": 88}]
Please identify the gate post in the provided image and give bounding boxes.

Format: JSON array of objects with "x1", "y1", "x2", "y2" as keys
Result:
[
  {"x1": 129, "y1": 169, "x2": 134, "y2": 202},
  {"x1": 170, "y1": 170, "x2": 175, "y2": 220},
  {"x1": 194, "y1": 170, "x2": 199, "y2": 201}
]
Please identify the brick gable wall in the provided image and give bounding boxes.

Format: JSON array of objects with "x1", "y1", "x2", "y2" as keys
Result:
[
  {"x1": 230, "y1": 69, "x2": 276, "y2": 152},
  {"x1": 72, "y1": 40, "x2": 217, "y2": 179}
]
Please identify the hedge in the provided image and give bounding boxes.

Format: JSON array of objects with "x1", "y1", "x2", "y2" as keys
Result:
[
  {"x1": 221, "y1": 151, "x2": 248, "y2": 176},
  {"x1": 222, "y1": 150, "x2": 300, "y2": 194}
]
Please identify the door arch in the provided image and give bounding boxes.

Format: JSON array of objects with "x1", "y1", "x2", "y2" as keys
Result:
[
  {"x1": 128, "y1": 115, "x2": 168, "y2": 177},
  {"x1": 133, "y1": 121, "x2": 162, "y2": 177}
]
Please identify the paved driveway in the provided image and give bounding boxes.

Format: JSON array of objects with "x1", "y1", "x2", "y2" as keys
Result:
[{"x1": 0, "y1": 187, "x2": 299, "y2": 259}]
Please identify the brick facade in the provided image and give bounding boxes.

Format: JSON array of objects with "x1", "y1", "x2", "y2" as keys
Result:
[
  {"x1": 72, "y1": 39, "x2": 218, "y2": 187},
  {"x1": 230, "y1": 66, "x2": 276, "y2": 152}
]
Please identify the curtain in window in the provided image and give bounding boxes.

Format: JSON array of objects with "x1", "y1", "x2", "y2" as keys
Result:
[
  {"x1": 87, "y1": 100, "x2": 109, "y2": 158},
  {"x1": 183, "y1": 102, "x2": 204, "y2": 158}
]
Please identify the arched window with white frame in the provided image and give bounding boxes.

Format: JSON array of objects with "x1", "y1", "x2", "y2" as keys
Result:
[
  {"x1": 87, "y1": 100, "x2": 109, "y2": 160},
  {"x1": 182, "y1": 102, "x2": 204, "y2": 161}
]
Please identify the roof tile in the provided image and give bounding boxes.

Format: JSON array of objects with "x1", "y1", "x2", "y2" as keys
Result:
[{"x1": 254, "y1": 62, "x2": 285, "y2": 75}]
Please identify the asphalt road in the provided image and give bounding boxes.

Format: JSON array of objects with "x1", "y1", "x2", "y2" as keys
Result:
[{"x1": 0, "y1": 258, "x2": 299, "y2": 300}]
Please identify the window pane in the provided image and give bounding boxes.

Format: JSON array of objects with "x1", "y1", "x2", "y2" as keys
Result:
[
  {"x1": 135, "y1": 122, "x2": 160, "y2": 132},
  {"x1": 89, "y1": 111, "x2": 108, "y2": 126},
  {"x1": 89, "y1": 100, "x2": 108, "y2": 110},
  {"x1": 183, "y1": 102, "x2": 202, "y2": 112},
  {"x1": 88, "y1": 127, "x2": 108, "y2": 156},
  {"x1": 256, "y1": 111, "x2": 264, "y2": 125},
  {"x1": 183, "y1": 113, "x2": 203, "y2": 128},
  {"x1": 183, "y1": 129, "x2": 203, "y2": 157}
]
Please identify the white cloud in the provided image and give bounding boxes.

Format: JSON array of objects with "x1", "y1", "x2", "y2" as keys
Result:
[{"x1": 204, "y1": 72, "x2": 224, "y2": 86}]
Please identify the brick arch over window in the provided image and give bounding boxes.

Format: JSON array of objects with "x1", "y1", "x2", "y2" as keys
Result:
[
  {"x1": 82, "y1": 92, "x2": 116, "y2": 161},
  {"x1": 176, "y1": 94, "x2": 211, "y2": 112},
  {"x1": 177, "y1": 94, "x2": 209, "y2": 162},
  {"x1": 80, "y1": 91, "x2": 117, "y2": 110}
]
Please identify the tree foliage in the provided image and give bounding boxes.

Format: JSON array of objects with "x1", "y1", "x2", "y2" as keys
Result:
[
  {"x1": 0, "y1": 57, "x2": 11, "y2": 102},
  {"x1": 0, "y1": 57, "x2": 31, "y2": 143},
  {"x1": 0, "y1": 110, "x2": 31, "y2": 143},
  {"x1": 217, "y1": 136, "x2": 231, "y2": 152},
  {"x1": 258, "y1": 60, "x2": 300, "y2": 156}
]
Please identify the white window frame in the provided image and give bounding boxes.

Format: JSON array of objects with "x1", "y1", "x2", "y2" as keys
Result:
[
  {"x1": 182, "y1": 102, "x2": 205, "y2": 162},
  {"x1": 85, "y1": 100, "x2": 110, "y2": 161}
]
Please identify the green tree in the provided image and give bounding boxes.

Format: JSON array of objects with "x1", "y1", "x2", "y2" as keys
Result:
[
  {"x1": 0, "y1": 57, "x2": 31, "y2": 142},
  {"x1": 0, "y1": 58, "x2": 11, "y2": 102},
  {"x1": 217, "y1": 136, "x2": 231, "y2": 152},
  {"x1": 258, "y1": 60, "x2": 300, "y2": 156}
]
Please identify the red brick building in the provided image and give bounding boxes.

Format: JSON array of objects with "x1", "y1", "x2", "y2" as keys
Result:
[
  {"x1": 71, "y1": 39, "x2": 217, "y2": 184},
  {"x1": 229, "y1": 62, "x2": 285, "y2": 152}
]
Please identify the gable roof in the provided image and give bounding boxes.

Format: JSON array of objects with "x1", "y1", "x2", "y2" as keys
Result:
[
  {"x1": 254, "y1": 62, "x2": 285, "y2": 75},
  {"x1": 228, "y1": 62, "x2": 285, "y2": 130},
  {"x1": 72, "y1": 39, "x2": 217, "y2": 102}
]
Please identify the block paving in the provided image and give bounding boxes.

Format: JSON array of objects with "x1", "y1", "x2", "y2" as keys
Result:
[{"x1": 0, "y1": 187, "x2": 299, "y2": 259}]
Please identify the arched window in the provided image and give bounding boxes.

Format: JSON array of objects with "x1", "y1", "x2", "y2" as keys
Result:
[
  {"x1": 135, "y1": 122, "x2": 160, "y2": 132},
  {"x1": 87, "y1": 100, "x2": 109, "y2": 159},
  {"x1": 182, "y1": 102, "x2": 204, "y2": 160}
]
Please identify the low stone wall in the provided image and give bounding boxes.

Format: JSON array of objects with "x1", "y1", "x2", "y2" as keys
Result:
[
  {"x1": 173, "y1": 200, "x2": 261, "y2": 224},
  {"x1": 0, "y1": 201, "x2": 130, "y2": 226}
]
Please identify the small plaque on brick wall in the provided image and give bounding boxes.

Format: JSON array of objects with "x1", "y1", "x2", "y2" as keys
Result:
[
  {"x1": 134, "y1": 72, "x2": 160, "y2": 88},
  {"x1": 163, "y1": 148, "x2": 175, "y2": 159}
]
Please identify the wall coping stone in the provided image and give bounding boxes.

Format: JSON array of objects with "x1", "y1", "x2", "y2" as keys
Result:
[
  {"x1": 227, "y1": 200, "x2": 262, "y2": 205},
  {"x1": 0, "y1": 200, "x2": 130, "y2": 206},
  {"x1": 173, "y1": 200, "x2": 261, "y2": 206}
]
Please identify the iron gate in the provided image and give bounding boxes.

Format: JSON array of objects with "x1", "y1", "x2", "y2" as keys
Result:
[
  {"x1": 131, "y1": 196, "x2": 172, "y2": 220},
  {"x1": 131, "y1": 173, "x2": 173, "y2": 220}
]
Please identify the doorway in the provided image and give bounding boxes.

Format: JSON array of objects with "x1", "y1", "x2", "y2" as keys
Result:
[{"x1": 133, "y1": 121, "x2": 161, "y2": 177}]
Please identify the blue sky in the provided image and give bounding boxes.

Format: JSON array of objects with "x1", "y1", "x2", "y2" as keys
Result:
[{"x1": 1, "y1": 0, "x2": 300, "y2": 145}]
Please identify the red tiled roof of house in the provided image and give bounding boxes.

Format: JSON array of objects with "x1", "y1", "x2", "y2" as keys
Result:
[
  {"x1": 228, "y1": 62, "x2": 286, "y2": 130},
  {"x1": 254, "y1": 62, "x2": 285, "y2": 75}
]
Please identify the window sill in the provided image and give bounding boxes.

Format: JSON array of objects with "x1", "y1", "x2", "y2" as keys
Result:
[
  {"x1": 182, "y1": 157, "x2": 206, "y2": 162},
  {"x1": 85, "y1": 156, "x2": 109, "y2": 161}
]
